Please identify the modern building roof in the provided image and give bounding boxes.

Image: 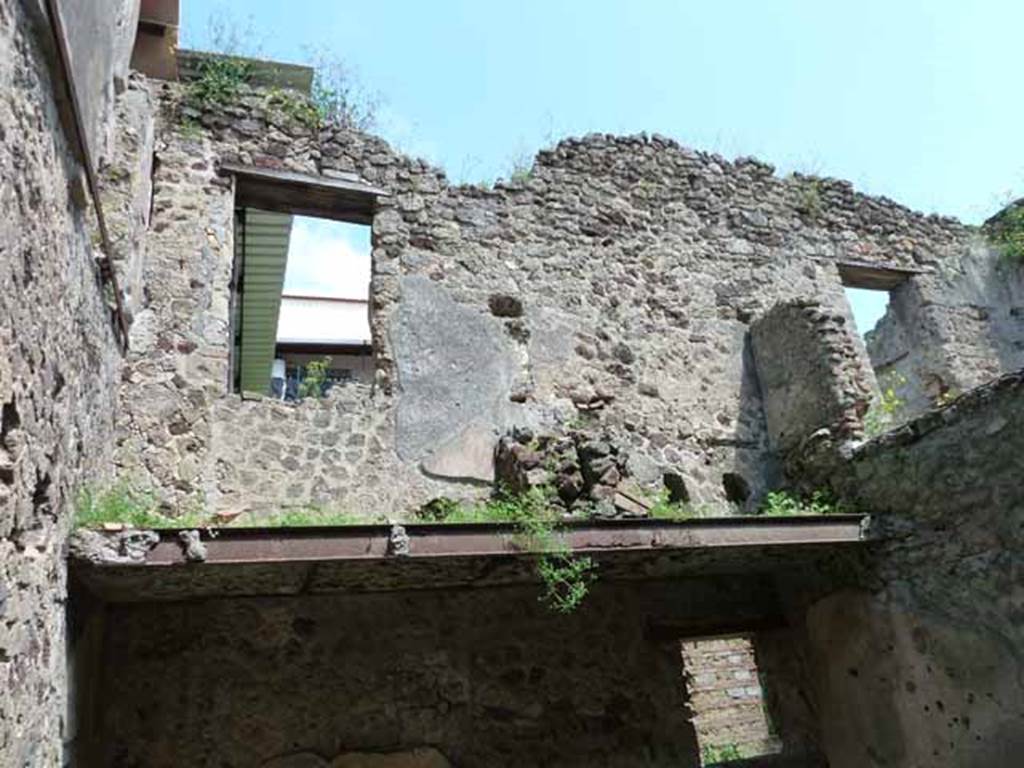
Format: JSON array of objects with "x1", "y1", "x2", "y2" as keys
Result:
[{"x1": 276, "y1": 295, "x2": 371, "y2": 347}]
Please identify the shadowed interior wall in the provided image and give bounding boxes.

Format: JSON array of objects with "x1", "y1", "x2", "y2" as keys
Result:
[
  {"x1": 85, "y1": 577, "x2": 797, "y2": 767},
  {"x1": 792, "y1": 371, "x2": 1024, "y2": 768}
]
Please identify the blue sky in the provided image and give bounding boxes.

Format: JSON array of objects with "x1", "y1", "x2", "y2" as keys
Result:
[{"x1": 183, "y1": 1, "x2": 1022, "y2": 333}]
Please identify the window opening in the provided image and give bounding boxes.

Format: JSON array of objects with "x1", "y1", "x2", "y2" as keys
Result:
[
  {"x1": 233, "y1": 210, "x2": 372, "y2": 399},
  {"x1": 838, "y1": 262, "x2": 918, "y2": 428},
  {"x1": 844, "y1": 286, "x2": 890, "y2": 338},
  {"x1": 681, "y1": 634, "x2": 781, "y2": 766}
]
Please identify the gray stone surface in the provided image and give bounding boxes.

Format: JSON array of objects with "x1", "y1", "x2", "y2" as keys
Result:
[
  {"x1": 69, "y1": 529, "x2": 159, "y2": 565},
  {"x1": 391, "y1": 274, "x2": 519, "y2": 463},
  {"x1": 0, "y1": 1, "x2": 125, "y2": 762},
  {"x1": 87, "y1": 579, "x2": 788, "y2": 766},
  {"x1": 420, "y1": 420, "x2": 496, "y2": 483}
]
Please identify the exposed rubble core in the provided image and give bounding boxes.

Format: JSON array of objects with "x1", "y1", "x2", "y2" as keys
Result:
[{"x1": 2, "y1": 2, "x2": 1023, "y2": 766}]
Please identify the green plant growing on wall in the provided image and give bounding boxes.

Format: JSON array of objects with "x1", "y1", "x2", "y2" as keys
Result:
[
  {"x1": 178, "y1": 118, "x2": 203, "y2": 141},
  {"x1": 414, "y1": 488, "x2": 598, "y2": 612},
  {"x1": 428, "y1": 486, "x2": 598, "y2": 612},
  {"x1": 75, "y1": 482, "x2": 164, "y2": 528},
  {"x1": 509, "y1": 159, "x2": 533, "y2": 184},
  {"x1": 298, "y1": 356, "x2": 332, "y2": 399},
  {"x1": 864, "y1": 371, "x2": 907, "y2": 437},
  {"x1": 263, "y1": 507, "x2": 358, "y2": 527},
  {"x1": 184, "y1": 53, "x2": 253, "y2": 112},
  {"x1": 305, "y1": 46, "x2": 379, "y2": 130},
  {"x1": 647, "y1": 489, "x2": 698, "y2": 521},
  {"x1": 988, "y1": 204, "x2": 1024, "y2": 264},
  {"x1": 701, "y1": 742, "x2": 744, "y2": 765},
  {"x1": 934, "y1": 388, "x2": 960, "y2": 408},
  {"x1": 759, "y1": 489, "x2": 849, "y2": 517},
  {"x1": 263, "y1": 86, "x2": 321, "y2": 129},
  {"x1": 796, "y1": 178, "x2": 823, "y2": 218},
  {"x1": 505, "y1": 486, "x2": 598, "y2": 614},
  {"x1": 75, "y1": 482, "x2": 212, "y2": 529}
]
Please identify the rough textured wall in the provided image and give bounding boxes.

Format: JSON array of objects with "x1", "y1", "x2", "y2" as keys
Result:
[
  {"x1": 98, "y1": 72, "x2": 156, "y2": 319},
  {"x1": 114, "y1": 77, "x2": 988, "y2": 523},
  {"x1": 750, "y1": 299, "x2": 874, "y2": 456},
  {"x1": 85, "y1": 578, "x2": 788, "y2": 768},
  {"x1": 0, "y1": 1, "x2": 123, "y2": 763},
  {"x1": 796, "y1": 371, "x2": 1024, "y2": 767},
  {"x1": 208, "y1": 386, "x2": 451, "y2": 519},
  {"x1": 865, "y1": 238, "x2": 1024, "y2": 416}
]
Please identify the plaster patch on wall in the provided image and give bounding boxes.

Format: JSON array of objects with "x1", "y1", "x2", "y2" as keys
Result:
[{"x1": 391, "y1": 275, "x2": 519, "y2": 463}]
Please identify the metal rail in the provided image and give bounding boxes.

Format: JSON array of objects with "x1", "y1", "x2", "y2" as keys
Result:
[{"x1": 122, "y1": 515, "x2": 867, "y2": 567}]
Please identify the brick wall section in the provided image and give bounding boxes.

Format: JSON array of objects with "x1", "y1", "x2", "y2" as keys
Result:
[{"x1": 682, "y1": 637, "x2": 778, "y2": 761}]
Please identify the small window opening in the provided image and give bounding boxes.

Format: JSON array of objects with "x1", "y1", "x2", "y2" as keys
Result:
[
  {"x1": 844, "y1": 286, "x2": 891, "y2": 338},
  {"x1": 838, "y1": 262, "x2": 920, "y2": 426},
  {"x1": 836, "y1": 261, "x2": 914, "y2": 340},
  {"x1": 232, "y1": 210, "x2": 373, "y2": 399},
  {"x1": 681, "y1": 634, "x2": 781, "y2": 766}
]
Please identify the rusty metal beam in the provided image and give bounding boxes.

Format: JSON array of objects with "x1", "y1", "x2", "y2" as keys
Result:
[
  {"x1": 112, "y1": 515, "x2": 867, "y2": 568},
  {"x1": 71, "y1": 517, "x2": 869, "y2": 603}
]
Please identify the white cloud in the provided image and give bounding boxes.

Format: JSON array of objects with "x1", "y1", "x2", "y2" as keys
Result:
[{"x1": 282, "y1": 217, "x2": 371, "y2": 300}]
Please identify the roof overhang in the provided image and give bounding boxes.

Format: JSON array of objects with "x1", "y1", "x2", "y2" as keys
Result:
[
  {"x1": 221, "y1": 164, "x2": 389, "y2": 225},
  {"x1": 71, "y1": 516, "x2": 869, "y2": 603}
]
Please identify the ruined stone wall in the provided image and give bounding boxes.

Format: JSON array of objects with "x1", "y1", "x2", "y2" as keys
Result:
[
  {"x1": 865, "y1": 238, "x2": 1024, "y2": 416},
  {"x1": 750, "y1": 299, "x2": 874, "y2": 457},
  {"x1": 793, "y1": 371, "x2": 1024, "y2": 767},
  {"x1": 113, "y1": 76, "x2": 987, "y2": 523},
  {"x1": 85, "y1": 578, "x2": 789, "y2": 768},
  {"x1": 0, "y1": 1, "x2": 126, "y2": 762}
]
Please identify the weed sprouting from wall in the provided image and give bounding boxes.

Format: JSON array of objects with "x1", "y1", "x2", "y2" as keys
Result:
[
  {"x1": 701, "y1": 743, "x2": 744, "y2": 765},
  {"x1": 419, "y1": 487, "x2": 598, "y2": 613},
  {"x1": 182, "y1": 8, "x2": 378, "y2": 130},
  {"x1": 646, "y1": 489, "x2": 703, "y2": 521},
  {"x1": 987, "y1": 203, "x2": 1024, "y2": 264},
  {"x1": 262, "y1": 507, "x2": 359, "y2": 527},
  {"x1": 298, "y1": 356, "x2": 333, "y2": 399},
  {"x1": 185, "y1": 54, "x2": 253, "y2": 111},
  {"x1": 75, "y1": 481, "x2": 165, "y2": 528},
  {"x1": 75, "y1": 482, "x2": 208, "y2": 529},
  {"x1": 306, "y1": 46, "x2": 380, "y2": 131},
  {"x1": 795, "y1": 177, "x2": 823, "y2": 219},
  {"x1": 864, "y1": 371, "x2": 908, "y2": 437},
  {"x1": 759, "y1": 489, "x2": 851, "y2": 516}
]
